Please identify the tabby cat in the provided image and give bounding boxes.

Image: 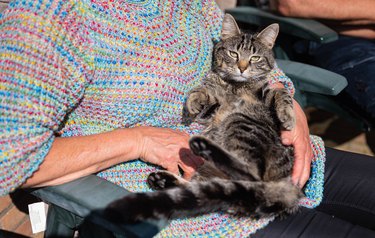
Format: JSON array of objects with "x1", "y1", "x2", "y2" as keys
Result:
[{"x1": 104, "y1": 14, "x2": 302, "y2": 223}]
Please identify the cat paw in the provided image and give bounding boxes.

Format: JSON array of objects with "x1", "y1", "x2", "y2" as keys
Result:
[
  {"x1": 189, "y1": 136, "x2": 213, "y2": 161},
  {"x1": 273, "y1": 89, "x2": 295, "y2": 130},
  {"x1": 147, "y1": 171, "x2": 181, "y2": 190},
  {"x1": 186, "y1": 92, "x2": 207, "y2": 116},
  {"x1": 277, "y1": 106, "x2": 295, "y2": 131}
]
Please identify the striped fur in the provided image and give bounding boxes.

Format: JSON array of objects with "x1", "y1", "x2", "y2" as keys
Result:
[{"x1": 104, "y1": 14, "x2": 301, "y2": 223}]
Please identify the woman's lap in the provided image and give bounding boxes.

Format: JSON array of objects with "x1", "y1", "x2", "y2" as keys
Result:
[
  {"x1": 253, "y1": 207, "x2": 375, "y2": 238},
  {"x1": 98, "y1": 146, "x2": 375, "y2": 237},
  {"x1": 253, "y1": 147, "x2": 375, "y2": 237},
  {"x1": 318, "y1": 147, "x2": 375, "y2": 229}
]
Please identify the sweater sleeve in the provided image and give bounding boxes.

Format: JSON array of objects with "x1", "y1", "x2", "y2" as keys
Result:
[
  {"x1": 0, "y1": 1, "x2": 91, "y2": 195},
  {"x1": 184, "y1": 0, "x2": 224, "y2": 43},
  {"x1": 267, "y1": 65, "x2": 296, "y2": 96}
]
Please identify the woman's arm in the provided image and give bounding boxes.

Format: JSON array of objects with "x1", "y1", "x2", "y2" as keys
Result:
[
  {"x1": 270, "y1": 0, "x2": 375, "y2": 22},
  {"x1": 272, "y1": 80, "x2": 312, "y2": 188},
  {"x1": 23, "y1": 126, "x2": 202, "y2": 188},
  {"x1": 281, "y1": 100, "x2": 313, "y2": 187},
  {"x1": 269, "y1": 0, "x2": 375, "y2": 39}
]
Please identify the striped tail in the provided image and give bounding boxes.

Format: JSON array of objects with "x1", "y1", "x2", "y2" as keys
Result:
[{"x1": 103, "y1": 178, "x2": 302, "y2": 223}]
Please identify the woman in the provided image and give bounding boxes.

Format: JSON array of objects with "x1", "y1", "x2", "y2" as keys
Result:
[{"x1": 1, "y1": 0, "x2": 374, "y2": 237}]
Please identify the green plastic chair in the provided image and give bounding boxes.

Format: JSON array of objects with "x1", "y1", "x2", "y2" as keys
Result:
[{"x1": 31, "y1": 175, "x2": 168, "y2": 238}]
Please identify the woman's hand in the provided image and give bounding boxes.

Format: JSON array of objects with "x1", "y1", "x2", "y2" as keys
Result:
[
  {"x1": 281, "y1": 100, "x2": 313, "y2": 188},
  {"x1": 135, "y1": 126, "x2": 203, "y2": 180}
]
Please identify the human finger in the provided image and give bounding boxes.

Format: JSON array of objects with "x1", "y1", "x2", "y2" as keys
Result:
[
  {"x1": 280, "y1": 130, "x2": 293, "y2": 145},
  {"x1": 179, "y1": 148, "x2": 204, "y2": 180},
  {"x1": 291, "y1": 140, "x2": 307, "y2": 186},
  {"x1": 298, "y1": 145, "x2": 313, "y2": 187}
]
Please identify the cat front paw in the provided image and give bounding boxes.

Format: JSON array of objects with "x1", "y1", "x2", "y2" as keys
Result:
[
  {"x1": 186, "y1": 91, "x2": 208, "y2": 117},
  {"x1": 277, "y1": 105, "x2": 295, "y2": 130},
  {"x1": 274, "y1": 89, "x2": 295, "y2": 130}
]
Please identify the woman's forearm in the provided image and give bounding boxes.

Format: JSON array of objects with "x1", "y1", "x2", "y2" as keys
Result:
[
  {"x1": 22, "y1": 128, "x2": 142, "y2": 187},
  {"x1": 22, "y1": 125, "x2": 202, "y2": 187}
]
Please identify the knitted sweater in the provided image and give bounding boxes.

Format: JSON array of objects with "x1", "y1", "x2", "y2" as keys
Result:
[{"x1": 0, "y1": 0, "x2": 325, "y2": 236}]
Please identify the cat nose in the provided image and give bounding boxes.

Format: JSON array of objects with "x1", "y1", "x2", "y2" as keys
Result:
[{"x1": 238, "y1": 60, "x2": 248, "y2": 73}]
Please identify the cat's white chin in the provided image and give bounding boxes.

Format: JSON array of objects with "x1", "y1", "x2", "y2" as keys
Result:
[
  {"x1": 231, "y1": 75, "x2": 249, "y2": 82},
  {"x1": 217, "y1": 71, "x2": 250, "y2": 83}
]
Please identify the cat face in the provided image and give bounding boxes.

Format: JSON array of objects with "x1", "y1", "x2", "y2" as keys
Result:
[{"x1": 213, "y1": 14, "x2": 279, "y2": 83}]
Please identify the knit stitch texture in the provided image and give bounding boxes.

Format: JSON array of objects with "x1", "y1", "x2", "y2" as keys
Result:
[{"x1": 0, "y1": 0, "x2": 325, "y2": 236}]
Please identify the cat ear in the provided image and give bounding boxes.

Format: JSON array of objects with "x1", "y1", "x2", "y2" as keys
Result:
[
  {"x1": 256, "y1": 23, "x2": 279, "y2": 49},
  {"x1": 221, "y1": 14, "x2": 241, "y2": 40}
]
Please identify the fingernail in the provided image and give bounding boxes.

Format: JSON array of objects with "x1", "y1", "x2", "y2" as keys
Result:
[{"x1": 282, "y1": 138, "x2": 290, "y2": 144}]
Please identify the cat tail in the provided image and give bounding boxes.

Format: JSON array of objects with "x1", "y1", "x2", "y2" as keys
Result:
[{"x1": 103, "y1": 178, "x2": 302, "y2": 223}]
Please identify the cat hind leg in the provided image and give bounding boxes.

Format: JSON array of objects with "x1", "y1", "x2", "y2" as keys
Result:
[
  {"x1": 189, "y1": 135, "x2": 222, "y2": 163},
  {"x1": 189, "y1": 135, "x2": 258, "y2": 180}
]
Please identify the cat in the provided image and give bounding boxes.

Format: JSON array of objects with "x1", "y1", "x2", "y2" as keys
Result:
[{"x1": 104, "y1": 14, "x2": 302, "y2": 223}]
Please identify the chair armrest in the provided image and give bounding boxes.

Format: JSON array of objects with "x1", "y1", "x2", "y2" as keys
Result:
[
  {"x1": 31, "y1": 175, "x2": 168, "y2": 237},
  {"x1": 276, "y1": 59, "x2": 347, "y2": 95},
  {"x1": 226, "y1": 6, "x2": 338, "y2": 43}
]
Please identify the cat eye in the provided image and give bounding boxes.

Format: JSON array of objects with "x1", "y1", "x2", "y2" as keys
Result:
[
  {"x1": 250, "y1": 56, "x2": 261, "y2": 62},
  {"x1": 228, "y1": 51, "x2": 238, "y2": 59}
]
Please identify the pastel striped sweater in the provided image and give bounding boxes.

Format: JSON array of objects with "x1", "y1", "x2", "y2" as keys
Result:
[{"x1": 0, "y1": 0, "x2": 325, "y2": 236}]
